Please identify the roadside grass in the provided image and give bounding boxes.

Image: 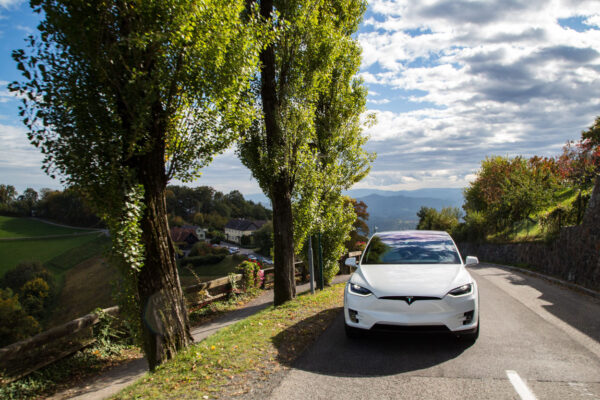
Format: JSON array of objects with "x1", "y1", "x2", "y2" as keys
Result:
[
  {"x1": 114, "y1": 283, "x2": 345, "y2": 399},
  {"x1": 0, "y1": 233, "x2": 104, "y2": 278},
  {"x1": 0, "y1": 216, "x2": 90, "y2": 238},
  {"x1": 0, "y1": 285, "x2": 269, "y2": 400},
  {"x1": 187, "y1": 289, "x2": 263, "y2": 327}
]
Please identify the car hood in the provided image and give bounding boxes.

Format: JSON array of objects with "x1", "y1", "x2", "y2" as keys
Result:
[{"x1": 354, "y1": 264, "x2": 469, "y2": 298}]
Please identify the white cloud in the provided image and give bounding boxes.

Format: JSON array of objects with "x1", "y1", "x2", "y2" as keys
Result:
[
  {"x1": 357, "y1": 0, "x2": 600, "y2": 190},
  {"x1": 0, "y1": 0, "x2": 22, "y2": 8},
  {"x1": 585, "y1": 15, "x2": 600, "y2": 28},
  {"x1": 368, "y1": 98, "x2": 390, "y2": 104}
]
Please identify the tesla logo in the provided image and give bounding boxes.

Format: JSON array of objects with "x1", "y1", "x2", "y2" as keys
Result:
[{"x1": 405, "y1": 297, "x2": 414, "y2": 305}]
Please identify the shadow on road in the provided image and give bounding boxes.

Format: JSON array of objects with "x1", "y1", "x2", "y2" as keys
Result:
[
  {"x1": 501, "y1": 269, "x2": 600, "y2": 345},
  {"x1": 273, "y1": 311, "x2": 472, "y2": 377}
]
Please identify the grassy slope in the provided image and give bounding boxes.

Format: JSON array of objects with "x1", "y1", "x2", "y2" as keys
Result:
[
  {"x1": 0, "y1": 234, "x2": 105, "y2": 278},
  {"x1": 491, "y1": 186, "x2": 593, "y2": 242},
  {"x1": 115, "y1": 284, "x2": 345, "y2": 399},
  {"x1": 0, "y1": 216, "x2": 89, "y2": 238},
  {"x1": 48, "y1": 255, "x2": 117, "y2": 326},
  {"x1": 179, "y1": 255, "x2": 245, "y2": 286}
]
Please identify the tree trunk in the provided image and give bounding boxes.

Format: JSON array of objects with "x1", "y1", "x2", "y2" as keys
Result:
[
  {"x1": 271, "y1": 179, "x2": 296, "y2": 305},
  {"x1": 134, "y1": 135, "x2": 192, "y2": 371},
  {"x1": 260, "y1": 0, "x2": 296, "y2": 306}
]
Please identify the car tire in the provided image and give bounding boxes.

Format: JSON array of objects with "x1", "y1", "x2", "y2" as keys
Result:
[{"x1": 345, "y1": 323, "x2": 365, "y2": 339}]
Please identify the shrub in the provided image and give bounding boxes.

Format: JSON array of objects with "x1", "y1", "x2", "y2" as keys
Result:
[
  {"x1": 0, "y1": 288, "x2": 40, "y2": 346},
  {"x1": 188, "y1": 242, "x2": 229, "y2": 257},
  {"x1": 236, "y1": 260, "x2": 263, "y2": 290},
  {"x1": 19, "y1": 278, "x2": 50, "y2": 319},
  {"x1": 1, "y1": 261, "x2": 55, "y2": 295}
]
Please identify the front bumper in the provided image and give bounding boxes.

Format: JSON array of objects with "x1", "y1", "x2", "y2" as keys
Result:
[{"x1": 343, "y1": 282, "x2": 479, "y2": 333}]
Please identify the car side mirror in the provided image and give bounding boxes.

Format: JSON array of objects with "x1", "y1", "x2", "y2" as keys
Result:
[
  {"x1": 465, "y1": 256, "x2": 479, "y2": 266},
  {"x1": 345, "y1": 257, "x2": 357, "y2": 267}
]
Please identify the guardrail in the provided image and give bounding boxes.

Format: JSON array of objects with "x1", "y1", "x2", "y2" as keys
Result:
[{"x1": 0, "y1": 261, "x2": 306, "y2": 382}]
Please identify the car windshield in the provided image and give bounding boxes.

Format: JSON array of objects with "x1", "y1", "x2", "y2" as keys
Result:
[{"x1": 362, "y1": 233, "x2": 461, "y2": 265}]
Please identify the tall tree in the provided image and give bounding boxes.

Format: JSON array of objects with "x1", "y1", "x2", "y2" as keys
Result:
[
  {"x1": 0, "y1": 184, "x2": 16, "y2": 206},
  {"x1": 239, "y1": 0, "x2": 370, "y2": 304},
  {"x1": 294, "y1": 21, "x2": 374, "y2": 282},
  {"x1": 11, "y1": 0, "x2": 263, "y2": 370}
]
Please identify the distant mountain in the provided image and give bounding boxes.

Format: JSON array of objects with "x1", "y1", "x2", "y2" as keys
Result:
[
  {"x1": 353, "y1": 189, "x2": 465, "y2": 232},
  {"x1": 244, "y1": 187, "x2": 466, "y2": 231},
  {"x1": 346, "y1": 187, "x2": 464, "y2": 204}
]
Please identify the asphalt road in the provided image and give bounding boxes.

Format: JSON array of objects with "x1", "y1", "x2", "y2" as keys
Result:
[{"x1": 266, "y1": 263, "x2": 600, "y2": 400}]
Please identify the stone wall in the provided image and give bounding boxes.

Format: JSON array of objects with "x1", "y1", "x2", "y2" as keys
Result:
[{"x1": 458, "y1": 175, "x2": 600, "y2": 292}]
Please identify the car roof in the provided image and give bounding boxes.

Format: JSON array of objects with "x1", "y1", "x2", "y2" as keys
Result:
[{"x1": 374, "y1": 230, "x2": 452, "y2": 240}]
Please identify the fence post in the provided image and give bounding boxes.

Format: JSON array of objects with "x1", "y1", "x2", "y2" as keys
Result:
[
  {"x1": 308, "y1": 235, "x2": 315, "y2": 294},
  {"x1": 318, "y1": 232, "x2": 324, "y2": 290}
]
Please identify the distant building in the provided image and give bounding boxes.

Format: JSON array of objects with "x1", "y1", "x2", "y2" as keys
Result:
[
  {"x1": 170, "y1": 226, "x2": 201, "y2": 247},
  {"x1": 224, "y1": 219, "x2": 266, "y2": 244}
]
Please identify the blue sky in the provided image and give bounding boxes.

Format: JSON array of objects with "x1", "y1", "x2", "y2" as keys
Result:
[{"x1": 1, "y1": 0, "x2": 599, "y2": 195}]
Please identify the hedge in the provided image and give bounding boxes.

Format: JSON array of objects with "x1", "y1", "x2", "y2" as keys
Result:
[{"x1": 178, "y1": 254, "x2": 226, "y2": 267}]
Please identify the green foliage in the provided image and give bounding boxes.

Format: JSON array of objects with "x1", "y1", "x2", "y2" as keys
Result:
[
  {"x1": 188, "y1": 242, "x2": 228, "y2": 258},
  {"x1": 35, "y1": 188, "x2": 101, "y2": 227},
  {"x1": 416, "y1": 206, "x2": 462, "y2": 233},
  {"x1": 11, "y1": 0, "x2": 267, "y2": 364},
  {"x1": 1, "y1": 260, "x2": 54, "y2": 294},
  {"x1": 345, "y1": 199, "x2": 369, "y2": 252},
  {"x1": 463, "y1": 155, "x2": 561, "y2": 239},
  {"x1": 0, "y1": 330, "x2": 137, "y2": 400},
  {"x1": 0, "y1": 185, "x2": 17, "y2": 205},
  {"x1": 238, "y1": 0, "x2": 373, "y2": 294},
  {"x1": 0, "y1": 288, "x2": 40, "y2": 347},
  {"x1": 253, "y1": 221, "x2": 273, "y2": 256},
  {"x1": 166, "y1": 186, "x2": 271, "y2": 228},
  {"x1": 92, "y1": 309, "x2": 132, "y2": 357},
  {"x1": 19, "y1": 277, "x2": 50, "y2": 319},
  {"x1": 236, "y1": 260, "x2": 262, "y2": 290}
]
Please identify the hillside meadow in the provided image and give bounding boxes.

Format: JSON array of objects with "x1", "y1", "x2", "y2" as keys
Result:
[{"x1": 0, "y1": 215, "x2": 89, "y2": 238}]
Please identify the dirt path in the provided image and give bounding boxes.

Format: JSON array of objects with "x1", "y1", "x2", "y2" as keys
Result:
[{"x1": 49, "y1": 275, "x2": 350, "y2": 400}]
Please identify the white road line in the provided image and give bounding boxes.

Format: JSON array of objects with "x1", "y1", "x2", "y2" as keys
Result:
[{"x1": 506, "y1": 370, "x2": 537, "y2": 400}]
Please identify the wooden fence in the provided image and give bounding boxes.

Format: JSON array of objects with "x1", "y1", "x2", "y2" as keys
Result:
[{"x1": 0, "y1": 262, "x2": 306, "y2": 382}]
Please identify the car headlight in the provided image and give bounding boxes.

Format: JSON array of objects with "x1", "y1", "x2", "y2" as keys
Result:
[
  {"x1": 447, "y1": 283, "x2": 473, "y2": 297},
  {"x1": 348, "y1": 283, "x2": 372, "y2": 296}
]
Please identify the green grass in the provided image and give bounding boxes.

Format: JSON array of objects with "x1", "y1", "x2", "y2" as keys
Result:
[
  {"x1": 114, "y1": 283, "x2": 345, "y2": 399},
  {"x1": 179, "y1": 255, "x2": 245, "y2": 284},
  {"x1": 0, "y1": 216, "x2": 91, "y2": 238},
  {"x1": 45, "y1": 235, "x2": 111, "y2": 277},
  {"x1": 490, "y1": 185, "x2": 594, "y2": 243},
  {"x1": 0, "y1": 233, "x2": 105, "y2": 278}
]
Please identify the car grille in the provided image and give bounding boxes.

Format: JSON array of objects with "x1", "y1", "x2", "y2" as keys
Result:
[
  {"x1": 379, "y1": 296, "x2": 440, "y2": 301},
  {"x1": 371, "y1": 324, "x2": 449, "y2": 333}
]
